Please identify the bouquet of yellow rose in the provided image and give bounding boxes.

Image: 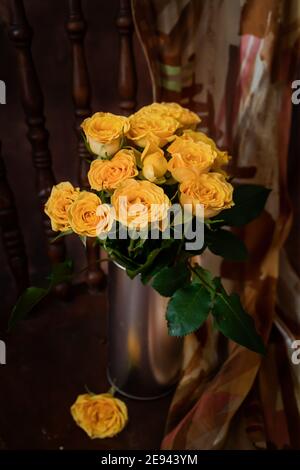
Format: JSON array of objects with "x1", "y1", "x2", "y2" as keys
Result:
[{"x1": 11, "y1": 103, "x2": 270, "y2": 354}]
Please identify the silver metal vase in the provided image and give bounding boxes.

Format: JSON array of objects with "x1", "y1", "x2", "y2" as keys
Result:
[{"x1": 107, "y1": 262, "x2": 183, "y2": 400}]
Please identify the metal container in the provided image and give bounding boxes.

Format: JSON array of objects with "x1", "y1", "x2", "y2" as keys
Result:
[{"x1": 107, "y1": 262, "x2": 183, "y2": 400}]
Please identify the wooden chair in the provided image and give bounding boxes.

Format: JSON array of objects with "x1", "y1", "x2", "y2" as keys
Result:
[
  {"x1": 0, "y1": 0, "x2": 137, "y2": 296},
  {"x1": 0, "y1": 140, "x2": 28, "y2": 295}
]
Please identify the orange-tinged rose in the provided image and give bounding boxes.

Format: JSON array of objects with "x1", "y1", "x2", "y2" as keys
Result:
[
  {"x1": 68, "y1": 191, "x2": 102, "y2": 237},
  {"x1": 128, "y1": 109, "x2": 178, "y2": 147},
  {"x1": 179, "y1": 172, "x2": 234, "y2": 218},
  {"x1": 71, "y1": 393, "x2": 128, "y2": 439},
  {"x1": 111, "y1": 178, "x2": 171, "y2": 229},
  {"x1": 143, "y1": 102, "x2": 201, "y2": 129},
  {"x1": 81, "y1": 112, "x2": 130, "y2": 157},
  {"x1": 182, "y1": 130, "x2": 230, "y2": 173},
  {"x1": 167, "y1": 136, "x2": 216, "y2": 182},
  {"x1": 44, "y1": 182, "x2": 80, "y2": 232},
  {"x1": 141, "y1": 142, "x2": 168, "y2": 182},
  {"x1": 88, "y1": 148, "x2": 138, "y2": 191}
]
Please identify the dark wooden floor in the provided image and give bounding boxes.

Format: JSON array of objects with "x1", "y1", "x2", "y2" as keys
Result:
[{"x1": 0, "y1": 285, "x2": 172, "y2": 450}]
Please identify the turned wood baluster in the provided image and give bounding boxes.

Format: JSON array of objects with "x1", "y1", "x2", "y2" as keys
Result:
[
  {"x1": 9, "y1": 0, "x2": 68, "y2": 297},
  {"x1": 0, "y1": 142, "x2": 29, "y2": 294},
  {"x1": 117, "y1": 0, "x2": 137, "y2": 115},
  {"x1": 66, "y1": 0, "x2": 105, "y2": 292},
  {"x1": 66, "y1": 0, "x2": 91, "y2": 188}
]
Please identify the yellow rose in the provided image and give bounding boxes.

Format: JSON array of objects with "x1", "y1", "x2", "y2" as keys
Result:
[
  {"x1": 182, "y1": 130, "x2": 230, "y2": 173},
  {"x1": 71, "y1": 393, "x2": 128, "y2": 439},
  {"x1": 44, "y1": 182, "x2": 80, "y2": 232},
  {"x1": 179, "y1": 172, "x2": 234, "y2": 218},
  {"x1": 111, "y1": 178, "x2": 171, "y2": 229},
  {"x1": 141, "y1": 142, "x2": 168, "y2": 182},
  {"x1": 95, "y1": 203, "x2": 115, "y2": 236},
  {"x1": 143, "y1": 102, "x2": 200, "y2": 129},
  {"x1": 88, "y1": 148, "x2": 138, "y2": 191},
  {"x1": 128, "y1": 109, "x2": 179, "y2": 147},
  {"x1": 167, "y1": 136, "x2": 216, "y2": 182},
  {"x1": 68, "y1": 191, "x2": 102, "y2": 237},
  {"x1": 81, "y1": 112, "x2": 130, "y2": 157}
]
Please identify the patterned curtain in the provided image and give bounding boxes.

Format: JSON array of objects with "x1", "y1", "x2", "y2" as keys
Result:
[{"x1": 133, "y1": 0, "x2": 300, "y2": 449}]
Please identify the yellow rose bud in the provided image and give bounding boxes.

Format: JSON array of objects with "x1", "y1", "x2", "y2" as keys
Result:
[
  {"x1": 71, "y1": 393, "x2": 128, "y2": 439},
  {"x1": 141, "y1": 143, "x2": 168, "y2": 182},
  {"x1": 143, "y1": 102, "x2": 200, "y2": 129},
  {"x1": 68, "y1": 191, "x2": 102, "y2": 237},
  {"x1": 128, "y1": 109, "x2": 179, "y2": 147},
  {"x1": 111, "y1": 178, "x2": 171, "y2": 229},
  {"x1": 44, "y1": 182, "x2": 80, "y2": 232},
  {"x1": 167, "y1": 136, "x2": 216, "y2": 182},
  {"x1": 88, "y1": 148, "x2": 138, "y2": 191},
  {"x1": 81, "y1": 112, "x2": 130, "y2": 157},
  {"x1": 182, "y1": 130, "x2": 231, "y2": 173},
  {"x1": 179, "y1": 172, "x2": 234, "y2": 218}
]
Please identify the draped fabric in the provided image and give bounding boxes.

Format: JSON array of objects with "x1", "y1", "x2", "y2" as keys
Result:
[{"x1": 132, "y1": 0, "x2": 300, "y2": 449}]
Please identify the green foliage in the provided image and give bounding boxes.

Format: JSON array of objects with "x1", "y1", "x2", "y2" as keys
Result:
[
  {"x1": 81, "y1": 131, "x2": 98, "y2": 158},
  {"x1": 119, "y1": 130, "x2": 127, "y2": 149},
  {"x1": 8, "y1": 287, "x2": 48, "y2": 332},
  {"x1": 126, "y1": 238, "x2": 181, "y2": 284},
  {"x1": 152, "y1": 262, "x2": 190, "y2": 297},
  {"x1": 211, "y1": 278, "x2": 266, "y2": 354},
  {"x1": 166, "y1": 283, "x2": 211, "y2": 336},
  {"x1": 206, "y1": 228, "x2": 248, "y2": 261},
  {"x1": 96, "y1": 189, "x2": 113, "y2": 204},
  {"x1": 192, "y1": 264, "x2": 215, "y2": 290},
  {"x1": 8, "y1": 260, "x2": 73, "y2": 331},
  {"x1": 160, "y1": 262, "x2": 265, "y2": 354},
  {"x1": 47, "y1": 259, "x2": 73, "y2": 287},
  {"x1": 50, "y1": 230, "x2": 72, "y2": 244},
  {"x1": 214, "y1": 184, "x2": 271, "y2": 227},
  {"x1": 11, "y1": 179, "x2": 270, "y2": 353}
]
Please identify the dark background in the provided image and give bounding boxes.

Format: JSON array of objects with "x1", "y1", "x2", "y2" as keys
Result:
[
  {"x1": 0, "y1": 0, "x2": 152, "y2": 305},
  {"x1": 0, "y1": 1, "x2": 173, "y2": 451},
  {"x1": 1, "y1": 0, "x2": 300, "y2": 451}
]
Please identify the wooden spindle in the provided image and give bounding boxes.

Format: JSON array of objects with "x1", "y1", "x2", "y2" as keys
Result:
[
  {"x1": 66, "y1": 0, "x2": 105, "y2": 292},
  {"x1": 0, "y1": 142, "x2": 29, "y2": 294},
  {"x1": 66, "y1": 0, "x2": 91, "y2": 188},
  {"x1": 117, "y1": 0, "x2": 137, "y2": 115},
  {"x1": 9, "y1": 0, "x2": 68, "y2": 297}
]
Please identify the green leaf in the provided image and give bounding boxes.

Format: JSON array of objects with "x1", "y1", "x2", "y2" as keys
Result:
[
  {"x1": 155, "y1": 177, "x2": 167, "y2": 185},
  {"x1": 125, "y1": 238, "x2": 179, "y2": 283},
  {"x1": 206, "y1": 228, "x2": 248, "y2": 261},
  {"x1": 152, "y1": 262, "x2": 190, "y2": 297},
  {"x1": 128, "y1": 237, "x2": 147, "y2": 257},
  {"x1": 192, "y1": 264, "x2": 215, "y2": 291},
  {"x1": 205, "y1": 218, "x2": 225, "y2": 225},
  {"x1": 48, "y1": 259, "x2": 73, "y2": 287},
  {"x1": 212, "y1": 278, "x2": 266, "y2": 354},
  {"x1": 140, "y1": 239, "x2": 179, "y2": 284},
  {"x1": 96, "y1": 190, "x2": 113, "y2": 204},
  {"x1": 216, "y1": 185, "x2": 271, "y2": 227},
  {"x1": 103, "y1": 243, "x2": 140, "y2": 272},
  {"x1": 130, "y1": 148, "x2": 142, "y2": 169},
  {"x1": 119, "y1": 130, "x2": 127, "y2": 149},
  {"x1": 131, "y1": 247, "x2": 162, "y2": 281},
  {"x1": 8, "y1": 287, "x2": 48, "y2": 331},
  {"x1": 50, "y1": 230, "x2": 72, "y2": 243},
  {"x1": 166, "y1": 283, "x2": 211, "y2": 336},
  {"x1": 81, "y1": 130, "x2": 98, "y2": 158},
  {"x1": 8, "y1": 260, "x2": 73, "y2": 331},
  {"x1": 79, "y1": 235, "x2": 87, "y2": 247}
]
